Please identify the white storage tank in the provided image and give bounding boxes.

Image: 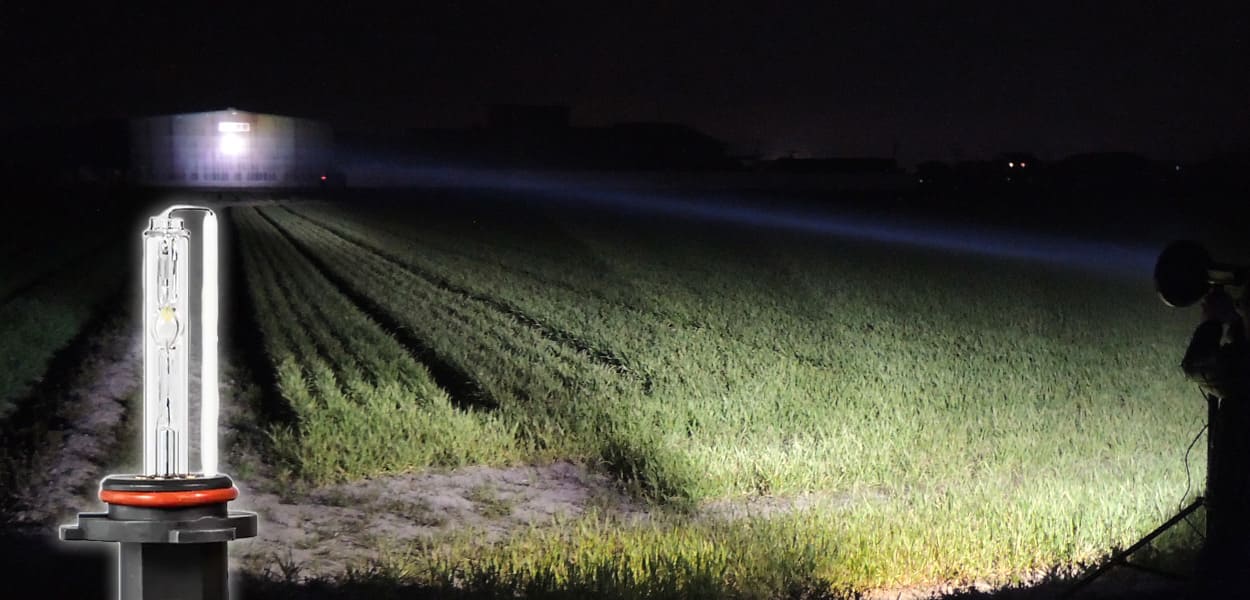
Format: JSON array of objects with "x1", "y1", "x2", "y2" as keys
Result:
[{"x1": 130, "y1": 108, "x2": 332, "y2": 188}]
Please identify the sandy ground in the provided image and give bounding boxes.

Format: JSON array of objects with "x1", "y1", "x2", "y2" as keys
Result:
[
  {"x1": 226, "y1": 453, "x2": 893, "y2": 580},
  {"x1": 227, "y1": 458, "x2": 645, "y2": 577},
  {"x1": 8, "y1": 320, "x2": 141, "y2": 525}
]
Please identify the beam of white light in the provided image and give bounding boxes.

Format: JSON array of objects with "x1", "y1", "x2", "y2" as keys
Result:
[{"x1": 342, "y1": 162, "x2": 1160, "y2": 280}]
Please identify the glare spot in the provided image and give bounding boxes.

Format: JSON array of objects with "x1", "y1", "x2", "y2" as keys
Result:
[{"x1": 219, "y1": 133, "x2": 246, "y2": 157}]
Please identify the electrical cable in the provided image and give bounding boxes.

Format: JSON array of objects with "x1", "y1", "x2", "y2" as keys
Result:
[
  {"x1": 1179, "y1": 390, "x2": 1210, "y2": 542},
  {"x1": 1181, "y1": 419, "x2": 1208, "y2": 510}
]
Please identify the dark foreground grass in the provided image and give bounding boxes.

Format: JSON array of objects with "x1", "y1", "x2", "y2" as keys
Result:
[{"x1": 0, "y1": 526, "x2": 1195, "y2": 600}]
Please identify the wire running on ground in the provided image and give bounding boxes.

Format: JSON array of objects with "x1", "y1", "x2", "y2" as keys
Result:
[{"x1": 1178, "y1": 390, "x2": 1211, "y2": 541}]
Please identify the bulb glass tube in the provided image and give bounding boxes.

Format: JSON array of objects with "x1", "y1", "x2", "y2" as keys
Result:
[
  {"x1": 142, "y1": 206, "x2": 220, "y2": 478},
  {"x1": 143, "y1": 216, "x2": 191, "y2": 476}
]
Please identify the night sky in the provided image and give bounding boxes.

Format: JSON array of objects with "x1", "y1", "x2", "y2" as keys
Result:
[{"x1": 6, "y1": 2, "x2": 1247, "y2": 164}]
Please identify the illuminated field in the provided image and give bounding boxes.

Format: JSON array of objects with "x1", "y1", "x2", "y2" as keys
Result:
[{"x1": 232, "y1": 199, "x2": 1203, "y2": 595}]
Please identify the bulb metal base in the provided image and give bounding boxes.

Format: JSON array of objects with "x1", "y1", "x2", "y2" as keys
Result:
[{"x1": 60, "y1": 473, "x2": 257, "y2": 600}]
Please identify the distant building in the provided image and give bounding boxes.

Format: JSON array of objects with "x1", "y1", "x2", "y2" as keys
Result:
[
  {"x1": 992, "y1": 152, "x2": 1040, "y2": 185},
  {"x1": 594, "y1": 122, "x2": 731, "y2": 170},
  {"x1": 400, "y1": 105, "x2": 733, "y2": 171},
  {"x1": 130, "y1": 108, "x2": 333, "y2": 188},
  {"x1": 486, "y1": 104, "x2": 572, "y2": 132},
  {"x1": 913, "y1": 160, "x2": 952, "y2": 187},
  {"x1": 763, "y1": 157, "x2": 899, "y2": 174},
  {"x1": 0, "y1": 119, "x2": 130, "y2": 186},
  {"x1": 995, "y1": 152, "x2": 1038, "y2": 171},
  {"x1": 1043, "y1": 152, "x2": 1170, "y2": 194}
]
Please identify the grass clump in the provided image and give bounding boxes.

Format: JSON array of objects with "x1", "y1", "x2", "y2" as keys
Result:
[
  {"x1": 465, "y1": 484, "x2": 516, "y2": 519},
  {"x1": 364, "y1": 512, "x2": 842, "y2": 600}
]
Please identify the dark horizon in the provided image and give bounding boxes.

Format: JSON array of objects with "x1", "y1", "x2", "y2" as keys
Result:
[{"x1": 6, "y1": 3, "x2": 1249, "y2": 165}]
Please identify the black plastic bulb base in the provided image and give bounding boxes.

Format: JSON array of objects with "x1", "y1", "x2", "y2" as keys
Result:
[{"x1": 60, "y1": 473, "x2": 257, "y2": 600}]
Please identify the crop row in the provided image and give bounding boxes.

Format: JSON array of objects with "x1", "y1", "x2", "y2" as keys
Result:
[
  {"x1": 232, "y1": 207, "x2": 519, "y2": 482},
  {"x1": 0, "y1": 247, "x2": 125, "y2": 421},
  {"x1": 255, "y1": 206, "x2": 701, "y2": 499},
  {"x1": 284, "y1": 205, "x2": 888, "y2": 493}
]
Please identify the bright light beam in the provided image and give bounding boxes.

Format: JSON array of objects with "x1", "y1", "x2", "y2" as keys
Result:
[{"x1": 347, "y1": 161, "x2": 1159, "y2": 280}]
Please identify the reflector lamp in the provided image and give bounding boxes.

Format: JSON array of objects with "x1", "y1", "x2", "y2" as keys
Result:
[
  {"x1": 1155, "y1": 240, "x2": 1250, "y2": 308},
  {"x1": 61, "y1": 205, "x2": 256, "y2": 600}
]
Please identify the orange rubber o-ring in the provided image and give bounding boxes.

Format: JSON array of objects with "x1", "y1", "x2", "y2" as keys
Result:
[{"x1": 100, "y1": 486, "x2": 239, "y2": 508}]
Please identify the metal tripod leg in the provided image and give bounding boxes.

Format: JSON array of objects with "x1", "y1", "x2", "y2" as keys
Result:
[{"x1": 1062, "y1": 497, "x2": 1204, "y2": 599}]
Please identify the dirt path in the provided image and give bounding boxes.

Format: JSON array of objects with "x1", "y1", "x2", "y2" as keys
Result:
[
  {"x1": 6, "y1": 320, "x2": 141, "y2": 526},
  {"x1": 226, "y1": 458, "x2": 646, "y2": 578}
]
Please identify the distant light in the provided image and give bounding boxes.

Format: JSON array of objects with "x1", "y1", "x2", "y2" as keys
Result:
[
  {"x1": 218, "y1": 121, "x2": 250, "y2": 133},
  {"x1": 219, "y1": 133, "x2": 246, "y2": 157},
  {"x1": 1008, "y1": 162, "x2": 1015, "y2": 168},
  {"x1": 917, "y1": 178, "x2": 925, "y2": 184},
  {"x1": 1020, "y1": 162, "x2": 1027, "y2": 168},
  {"x1": 320, "y1": 175, "x2": 327, "y2": 181},
  {"x1": 1175, "y1": 165, "x2": 1182, "y2": 171}
]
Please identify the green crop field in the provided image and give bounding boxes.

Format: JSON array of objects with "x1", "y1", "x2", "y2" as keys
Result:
[
  {"x1": 0, "y1": 212, "x2": 128, "y2": 421},
  {"x1": 230, "y1": 198, "x2": 1203, "y2": 597}
]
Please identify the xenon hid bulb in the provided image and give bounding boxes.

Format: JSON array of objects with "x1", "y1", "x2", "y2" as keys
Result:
[
  {"x1": 61, "y1": 205, "x2": 255, "y2": 600},
  {"x1": 141, "y1": 206, "x2": 220, "y2": 477}
]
